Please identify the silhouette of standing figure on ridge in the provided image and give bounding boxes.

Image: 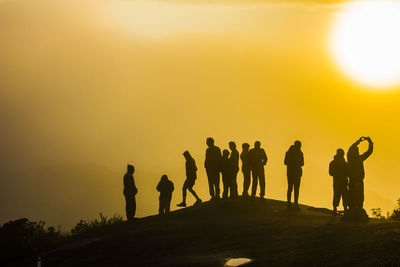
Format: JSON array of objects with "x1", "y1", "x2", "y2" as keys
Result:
[
  {"x1": 248, "y1": 141, "x2": 268, "y2": 198},
  {"x1": 205, "y1": 137, "x2": 222, "y2": 200},
  {"x1": 177, "y1": 151, "x2": 202, "y2": 207},
  {"x1": 329, "y1": 149, "x2": 349, "y2": 214},
  {"x1": 123, "y1": 164, "x2": 138, "y2": 222},
  {"x1": 241, "y1": 143, "x2": 251, "y2": 196},
  {"x1": 284, "y1": 141, "x2": 304, "y2": 209},
  {"x1": 157, "y1": 175, "x2": 174, "y2": 215},
  {"x1": 221, "y1": 149, "x2": 233, "y2": 199},
  {"x1": 347, "y1": 137, "x2": 373, "y2": 213},
  {"x1": 229, "y1": 141, "x2": 239, "y2": 198}
]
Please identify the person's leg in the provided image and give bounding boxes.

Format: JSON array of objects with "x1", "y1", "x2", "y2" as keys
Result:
[
  {"x1": 251, "y1": 168, "x2": 258, "y2": 197},
  {"x1": 132, "y1": 197, "x2": 136, "y2": 218},
  {"x1": 188, "y1": 187, "x2": 201, "y2": 201},
  {"x1": 232, "y1": 171, "x2": 238, "y2": 197},
  {"x1": 222, "y1": 174, "x2": 229, "y2": 199},
  {"x1": 294, "y1": 177, "x2": 301, "y2": 206},
  {"x1": 287, "y1": 177, "x2": 293, "y2": 204},
  {"x1": 213, "y1": 169, "x2": 221, "y2": 198},
  {"x1": 206, "y1": 169, "x2": 215, "y2": 198},
  {"x1": 333, "y1": 179, "x2": 340, "y2": 211},
  {"x1": 166, "y1": 198, "x2": 171, "y2": 213},
  {"x1": 125, "y1": 195, "x2": 134, "y2": 221},
  {"x1": 182, "y1": 181, "x2": 188, "y2": 203},
  {"x1": 159, "y1": 199, "x2": 163, "y2": 215},
  {"x1": 259, "y1": 168, "x2": 265, "y2": 198},
  {"x1": 243, "y1": 169, "x2": 250, "y2": 195},
  {"x1": 342, "y1": 181, "x2": 349, "y2": 211},
  {"x1": 360, "y1": 180, "x2": 364, "y2": 209}
]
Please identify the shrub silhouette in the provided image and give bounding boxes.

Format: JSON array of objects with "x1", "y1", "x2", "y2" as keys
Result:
[
  {"x1": 0, "y1": 218, "x2": 64, "y2": 264},
  {"x1": 71, "y1": 213, "x2": 123, "y2": 235}
]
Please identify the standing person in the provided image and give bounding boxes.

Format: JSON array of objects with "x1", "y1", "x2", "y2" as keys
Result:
[
  {"x1": 123, "y1": 164, "x2": 138, "y2": 222},
  {"x1": 221, "y1": 149, "x2": 232, "y2": 199},
  {"x1": 204, "y1": 137, "x2": 222, "y2": 200},
  {"x1": 248, "y1": 141, "x2": 268, "y2": 198},
  {"x1": 177, "y1": 151, "x2": 202, "y2": 207},
  {"x1": 241, "y1": 143, "x2": 251, "y2": 196},
  {"x1": 347, "y1": 136, "x2": 373, "y2": 212},
  {"x1": 284, "y1": 141, "x2": 304, "y2": 209},
  {"x1": 329, "y1": 149, "x2": 349, "y2": 214},
  {"x1": 229, "y1": 141, "x2": 239, "y2": 198},
  {"x1": 156, "y1": 175, "x2": 174, "y2": 215}
]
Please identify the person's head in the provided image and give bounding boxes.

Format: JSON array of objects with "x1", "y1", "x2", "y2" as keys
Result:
[
  {"x1": 229, "y1": 141, "x2": 236, "y2": 150},
  {"x1": 127, "y1": 164, "x2": 135, "y2": 174},
  {"x1": 222, "y1": 149, "x2": 230, "y2": 158},
  {"x1": 242, "y1": 143, "x2": 250, "y2": 151},
  {"x1": 254, "y1": 141, "x2": 261, "y2": 148},
  {"x1": 336, "y1": 148, "x2": 345, "y2": 158},
  {"x1": 348, "y1": 145, "x2": 360, "y2": 158},
  {"x1": 161, "y1": 174, "x2": 168, "y2": 182},
  {"x1": 294, "y1": 140, "x2": 302, "y2": 150},
  {"x1": 183, "y1": 151, "x2": 191, "y2": 159},
  {"x1": 206, "y1": 137, "x2": 214, "y2": 148}
]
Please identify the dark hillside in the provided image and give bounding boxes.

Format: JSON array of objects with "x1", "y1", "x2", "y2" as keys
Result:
[{"x1": 18, "y1": 197, "x2": 400, "y2": 266}]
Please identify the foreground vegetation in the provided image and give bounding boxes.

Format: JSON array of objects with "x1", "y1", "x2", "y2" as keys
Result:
[{"x1": 0, "y1": 214, "x2": 123, "y2": 265}]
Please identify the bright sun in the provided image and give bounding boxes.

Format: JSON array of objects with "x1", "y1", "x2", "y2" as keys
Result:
[{"x1": 331, "y1": 0, "x2": 400, "y2": 89}]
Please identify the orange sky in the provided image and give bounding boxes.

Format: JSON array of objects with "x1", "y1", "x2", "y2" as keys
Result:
[{"x1": 1, "y1": 0, "x2": 399, "y2": 229}]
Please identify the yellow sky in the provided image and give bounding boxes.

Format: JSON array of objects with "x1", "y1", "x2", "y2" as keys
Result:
[{"x1": 1, "y1": 0, "x2": 399, "y2": 229}]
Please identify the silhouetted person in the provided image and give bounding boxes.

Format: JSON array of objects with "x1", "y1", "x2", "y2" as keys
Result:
[
  {"x1": 123, "y1": 164, "x2": 138, "y2": 221},
  {"x1": 284, "y1": 141, "x2": 304, "y2": 209},
  {"x1": 248, "y1": 141, "x2": 268, "y2": 198},
  {"x1": 329, "y1": 149, "x2": 349, "y2": 213},
  {"x1": 221, "y1": 149, "x2": 233, "y2": 199},
  {"x1": 204, "y1": 137, "x2": 222, "y2": 200},
  {"x1": 157, "y1": 175, "x2": 174, "y2": 215},
  {"x1": 241, "y1": 143, "x2": 251, "y2": 196},
  {"x1": 347, "y1": 136, "x2": 373, "y2": 211},
  {"x1": 229, "y1": 141, "x2": 239, "y2": 198},
  {"x1": 177, "y1": 151, "x2": 202, "y2": 207}
]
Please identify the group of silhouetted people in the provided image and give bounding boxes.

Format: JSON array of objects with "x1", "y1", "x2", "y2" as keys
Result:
[
  {"x1": 122, "y1": 136, "x2": 373, "y2": 221},
  {"x1": 329, "y1": 136, "x2": 373, "y2": 214}
]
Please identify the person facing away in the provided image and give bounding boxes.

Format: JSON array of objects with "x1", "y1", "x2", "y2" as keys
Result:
[
  {"x1": 347, "y1": 136, "x2": 373, "y2": 211},
  {"x1": 248, "y1": 141, "x2": 268, "y2": 198},
  {"x1": 221, "y1": 149, "x2": 233, "y2": 199},
  {"x1": 329, "y1": 149, "x2": 349, "y2": 213},
  {"x1": 204, "y1": 137, "x2": 222, "y2": 200},
  {"x1": 123, "y1": 164, "x2": 138, "y2": 222},
  {"x1": 156, "y1": 175, "x2": 174, "y2": 215},
  {"x1": 240, "y1": 143, "x2": 251, "y2": 196},
  {"x1": 177, "y1": 151, "x2": 202, "y2": 207},
  {"x1": 284, "y1": 141, "x2": 304, "y2": 209},
  {"x1": 228, "y1": 141, "x2": 239, "y2": 198}
]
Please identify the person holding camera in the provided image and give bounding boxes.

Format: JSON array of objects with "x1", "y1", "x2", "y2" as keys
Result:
[{"x1": 347, "y1": 136, "x2": 374, "y2": 212}]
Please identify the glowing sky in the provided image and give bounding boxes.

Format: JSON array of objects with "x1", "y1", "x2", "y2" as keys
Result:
[{"x1": 1, "y1": 0, "x2": 399, "y2": 229}]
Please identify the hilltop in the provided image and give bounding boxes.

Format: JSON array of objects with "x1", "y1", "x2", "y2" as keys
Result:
[{"x1": 17, "y1": 197, "x2": 400, "y2": 266}]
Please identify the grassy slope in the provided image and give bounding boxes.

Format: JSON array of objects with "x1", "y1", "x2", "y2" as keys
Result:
[{"x1": 33, "y1": 197, "x2": 400, "y2": 266}]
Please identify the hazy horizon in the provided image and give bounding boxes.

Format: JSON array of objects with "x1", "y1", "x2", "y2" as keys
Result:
[{"x1": 1, "y1": 0, "x2": 400, "y2": 230}]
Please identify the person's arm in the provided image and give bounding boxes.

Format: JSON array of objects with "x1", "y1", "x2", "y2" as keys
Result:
[
  {"x1": 133, "y1": 178, "x2": 138, "y2": 195},
  {"x1": 156, "y1": 181, "x2": 161, "y2": 192},
  {"x1": 300, "y1": 152, "x2": 304, "y2": 167},
  {"x1": 284, "y1": 151, "x2": 288, "y2": 166},
  {"x1": 204, "y1": 150, "x2": 208, "y2": 168},
  {"x1": 361, "y1": 137, "x2": 374, "y2": 161},
  {"x1": 329, "y1": 161, "x2": 334, "y2": 177},
  {"x1": 262, "y1": 149, "x2": 268, "y2": 165}
]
